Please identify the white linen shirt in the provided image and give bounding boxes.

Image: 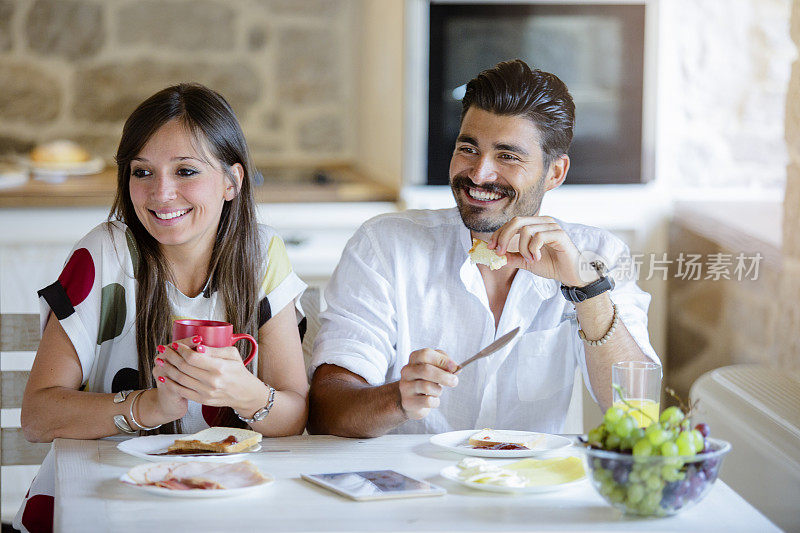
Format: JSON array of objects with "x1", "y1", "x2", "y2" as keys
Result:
[{"x1": 310, "y1": 208, "x2": 659, "y2": 434}]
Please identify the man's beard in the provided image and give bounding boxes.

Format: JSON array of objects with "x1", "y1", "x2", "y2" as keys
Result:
[{"x1": 450, "y1": 175, "x2": 546, "y2": 233}]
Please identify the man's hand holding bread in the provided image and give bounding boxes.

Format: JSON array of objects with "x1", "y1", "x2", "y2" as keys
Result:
[{"x1": 487, "y1": 215, "x2": 598, "y2": 287}]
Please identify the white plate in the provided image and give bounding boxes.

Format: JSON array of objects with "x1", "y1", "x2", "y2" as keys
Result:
[
  {"x1": 117, "y1": 434, "x2": 262, "y2": 463},
  {"x1": 439, "y1": 464, "x2": 586, "y2": 494},
  {"x1": 429, "y1": 430, "x2": 572, "y2": 458},
  {"x1": 24, "y1": 156, "x2": 105, "y2": 176},
  {"x1": 120, "y1": 462, "x2": 273, "y2": 498},
  {"x1": 18, "y1": 156, "x2": 104, "y2": 183}
]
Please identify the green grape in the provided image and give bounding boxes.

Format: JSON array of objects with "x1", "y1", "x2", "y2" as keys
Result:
[
  {"x1": 645, "y1": 475, "x2": 662, "y2": 491},
  {"x1": 609, "y1": 488, "x2": 625, "y2": 503},
  {"x1": 628, "y1": 469, "x2": 641, "y2": 483},
  {"x1": 661, "y1": 441, "x2": 679, "y2": 456},
  {"x1": 676, "y1": 431, "x2": 696, "y2": 456},
  {"x1": 646, "y1": 424, "x2": 669, "y2": 447},
  {"x1": 587, "y1": 426, "x2": 605, "y2": 446},
  {"x1": 605, "y1": 433, "x2": 621, "y2": 450},
  {"x1": 691, "y1": 429, "x2": 705, "y2": 451},
  {"x1": 632, "y1": 438, "x2": 653, "y2": 456},
  {"x1": 626, "y1": 483, "x2": 645, "y2": 504},
  {"x1": 664, "y1": 457, "x2": 684, "y2": 468},
  {"x1": 659, "y1": 406, "x2": 685, "y2": 426},
  {"x1": 644, "y1": 492, "x2": 661, "y2": 509},
  {"x1": 604, "y1": 406, "x2": 625, "y2": 425},
  {"x1": 631, "y1": 427, "x2": 646, "y2": 442},
  {"x1": 661, "y1": 465, "x2": 682, "y2": 482},
  {"x1": 614, "y1": 416, "x2": 636, "y2": 438}
]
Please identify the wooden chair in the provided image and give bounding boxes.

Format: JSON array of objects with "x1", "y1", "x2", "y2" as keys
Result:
[{"x1": 0, "y1": 313, "x2": 50, "y2": 524}]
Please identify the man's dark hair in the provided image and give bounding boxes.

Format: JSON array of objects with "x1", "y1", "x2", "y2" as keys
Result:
[{"x1": 461, "y1": 59, "x2": 575, "y2": 168}]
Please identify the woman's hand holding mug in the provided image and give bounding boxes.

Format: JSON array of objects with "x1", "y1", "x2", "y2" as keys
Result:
[{"x1": 155, "y1": 320, "x2": 263, "y2": 410}]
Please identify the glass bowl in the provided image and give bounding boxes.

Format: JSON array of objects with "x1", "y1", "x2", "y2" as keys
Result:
[{"x1": 582, "y1": 437, "x2": 731, "y2": 517}]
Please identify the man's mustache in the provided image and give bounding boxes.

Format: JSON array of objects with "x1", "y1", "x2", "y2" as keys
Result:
[{"x1": 451, "y1": 176, "x2": 516, "y2": 199}]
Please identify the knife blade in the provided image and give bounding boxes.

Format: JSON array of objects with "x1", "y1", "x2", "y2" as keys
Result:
[{"x1": 455, "y1": 326, "x2": 521, "y2": 373}]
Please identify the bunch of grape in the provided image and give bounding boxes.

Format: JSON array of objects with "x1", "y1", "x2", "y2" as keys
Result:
[{"x1": 586, "y1": 404, "x2": 718, "y2": 516}]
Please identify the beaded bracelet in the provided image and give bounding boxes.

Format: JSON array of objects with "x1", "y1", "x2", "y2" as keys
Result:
[{"x1": 578, "y1": 303, "x2": 619, "y2": 346}]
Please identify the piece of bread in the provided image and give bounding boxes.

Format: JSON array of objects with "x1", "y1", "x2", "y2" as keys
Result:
[
  {"x1": 168, "y1": 427, "x2": 262, "y2": 453},
  {"x1": 468, "y1": 428, "x2": 544, "y2": 450},
  {"x1": 468, "y1": 239, "x2": 507, "y2": 270},
  {"x1": 30, "y1": 140, "x2": 91, "y2": 164}
]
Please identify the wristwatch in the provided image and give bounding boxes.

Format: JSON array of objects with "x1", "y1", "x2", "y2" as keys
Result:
[
  {"x1": 112, "y1": 390, "x2": 137, "y2": 434},
  {"x1": 234, "y1": 385, "x2": 276, "y2": 424},
  {"x1": 561, "y1": 262, "x2": 614, "y2": 302}
]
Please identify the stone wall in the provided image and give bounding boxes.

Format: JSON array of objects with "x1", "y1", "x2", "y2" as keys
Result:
[
  {"x1": 0, "y1": 0, "x2": 356, "y2": 164},
  {"x1": 777, "y1": 0, "x2": 800, "y2": 377},
  {"x1": 666, "y1": 218, "x2": 783, "y2": 399},
  {"x1": 658, "y1": 0, "x2": 795, "y2": 190}
]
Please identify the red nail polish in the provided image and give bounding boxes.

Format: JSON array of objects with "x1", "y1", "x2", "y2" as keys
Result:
[
  {"x1": 155, "y1": 358, "x2": 164, "y2": 367},
  {"x1": 196, "y1": 344, "x2": 206, "y2": 353},
  {"x1": 157, "y1": 345, "x2": 166, "y2": 354},
  {"x1": 192, "y1": 335, "x2": 203, "y2": 344},
  {"x1": 171, "y1": 342, "x2": 179, "y2": 351},
  {"x1": 157, "y1": 376, "x2": 165, "y2": 383}
]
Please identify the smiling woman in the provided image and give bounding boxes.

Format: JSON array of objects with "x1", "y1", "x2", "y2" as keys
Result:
[
  {"x1": 15, "y1": 84, "x2": 310, "y2": 533},
  {"x1": 127, "y1": 119, "x2": 241, "y2": 257}
]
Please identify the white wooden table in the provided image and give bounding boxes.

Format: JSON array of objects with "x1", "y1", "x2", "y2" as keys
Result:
[{"x1": 53, "y1": 434, "x2": 779, "y2": 532}]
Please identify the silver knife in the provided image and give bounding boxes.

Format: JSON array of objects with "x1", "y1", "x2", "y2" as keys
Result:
[{"x1": 455, "y1": 327, "x2": 521, "y2": 373}]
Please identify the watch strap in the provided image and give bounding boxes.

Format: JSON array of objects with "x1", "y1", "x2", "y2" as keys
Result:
[{"x1": 561, "y1": 275, "x2": 614, "y2": 302}]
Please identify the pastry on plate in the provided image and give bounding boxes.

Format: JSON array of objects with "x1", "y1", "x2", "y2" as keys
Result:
[{"x1": 168, "y1": 427, "x2": 262, "y2": 454}]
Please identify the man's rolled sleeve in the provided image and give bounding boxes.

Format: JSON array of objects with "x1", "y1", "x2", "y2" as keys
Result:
[{"x1": 309, "y1": 225, "x2": 397, "y2": 385}]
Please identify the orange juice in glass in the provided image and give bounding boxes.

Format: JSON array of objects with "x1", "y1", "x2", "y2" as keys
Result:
[{"x1": 612, "y1": 361, "x2": 662, "y2": 428}]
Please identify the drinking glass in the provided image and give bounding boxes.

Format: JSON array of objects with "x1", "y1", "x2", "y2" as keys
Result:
[{"x1": 611, "y1": 361, "x2": 662, "y2": 427}]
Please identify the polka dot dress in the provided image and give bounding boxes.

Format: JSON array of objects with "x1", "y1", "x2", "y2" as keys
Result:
[{"x1": 14, "y1": 221, "x2": 306, "y2": 533}]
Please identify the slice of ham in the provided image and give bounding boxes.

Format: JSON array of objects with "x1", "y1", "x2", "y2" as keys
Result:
[
  {"x1": 155, "y1": 478, "x2": 224, "y2": 490},
  {"x1": 125, "y1": 461, "x2": 270, "y2": 491}
]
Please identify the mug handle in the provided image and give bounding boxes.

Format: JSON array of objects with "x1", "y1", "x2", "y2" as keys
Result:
[{"x1": 231, "y1": 333, "x2": 258, "y2": 366}]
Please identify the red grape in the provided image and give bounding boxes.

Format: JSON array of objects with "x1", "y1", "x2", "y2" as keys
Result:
[{"x1": 694, "y1": 423, "x2": 710, "y2": 438}]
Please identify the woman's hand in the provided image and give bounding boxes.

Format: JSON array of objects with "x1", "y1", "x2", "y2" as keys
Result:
[
  {"x1": 151, "y1": 346, "x2": 189, "y2": 422},
  {"x1": 157, "y1": 338, "x2": 266, "y2": 414}
]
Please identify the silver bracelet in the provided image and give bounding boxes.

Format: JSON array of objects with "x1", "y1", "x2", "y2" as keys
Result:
[
  {"x1": 234, "y1": 385, "x2": 276, "y2": 424},
  {"x1": 112, "y1": 390, "x2": 136, "y2": 434},
  {"x1": 129, "y1": 389, "x2": 163, "y2": 431},
  {"x1": 578, "y1": 303, "x2": 619, "y2": 346}
]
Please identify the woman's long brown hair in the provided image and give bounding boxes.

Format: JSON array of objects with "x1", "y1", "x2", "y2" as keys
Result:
[{"x1": 110, "y1": 83, "x2": 261, "y2": 433}]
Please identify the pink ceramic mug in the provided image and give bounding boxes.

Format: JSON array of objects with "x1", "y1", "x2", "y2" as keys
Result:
[{"x1": 172, "y1": 319, "x2": 257, "y2": 366}]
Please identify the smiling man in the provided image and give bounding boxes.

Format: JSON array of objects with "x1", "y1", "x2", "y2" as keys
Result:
[{"x1": 308, "y1": 60, "x2": 659, "y2": 437}]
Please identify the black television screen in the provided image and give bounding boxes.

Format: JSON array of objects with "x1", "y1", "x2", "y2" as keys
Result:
[{"x1": 428, "y1": 3, "x2": 646, "y2": 185}]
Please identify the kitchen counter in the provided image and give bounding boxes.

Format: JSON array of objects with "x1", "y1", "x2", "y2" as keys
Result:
[{"x1": 0, "y1": 164, "x2": 398, "y2": 207}]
